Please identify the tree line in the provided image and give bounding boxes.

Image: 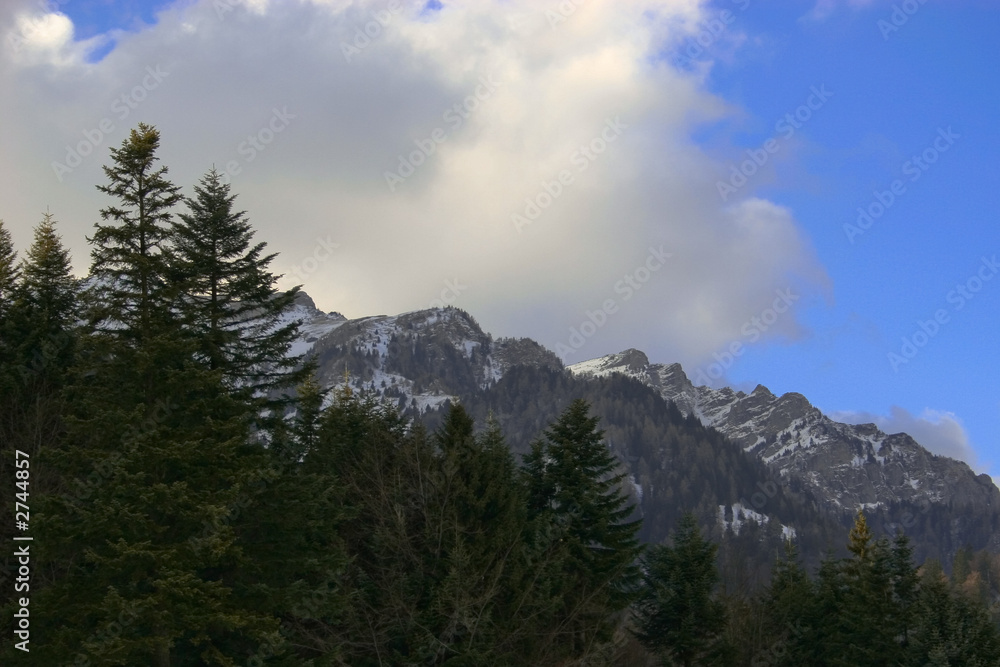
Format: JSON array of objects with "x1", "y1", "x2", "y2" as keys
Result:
[{"x1": 0, "y1": 124, "x2": 998, "y2": 665}]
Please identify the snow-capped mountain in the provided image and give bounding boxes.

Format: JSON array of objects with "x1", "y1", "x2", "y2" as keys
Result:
[
  {"x1": 288, "y1": 294, "x2": 1000, "y2": 556},
  {"x1": 568, "y1": 349, "x2": 999, "y2": 532}
]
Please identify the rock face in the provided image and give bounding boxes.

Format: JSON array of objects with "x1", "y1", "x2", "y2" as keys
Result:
[
  {"x1": 294, "y1": 300, "x2": 561, "y2": 412},
  {"x1": 568, "y1": 351, "x2": 1000, "y2": 532}
]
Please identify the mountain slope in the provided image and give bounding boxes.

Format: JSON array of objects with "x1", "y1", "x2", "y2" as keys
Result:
[
  {"x1": 569, "y1": 349, "x2": 1000, "y2": 552},
  {"x1": 288, "y1": 294, "x2": 1000, "y2": 561}
]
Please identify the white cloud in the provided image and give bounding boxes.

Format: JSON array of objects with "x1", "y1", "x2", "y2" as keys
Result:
[
  {"x1": 832, "y1": 405, "x2": 986, "y2": 472},
  {"x1": 0, "y1": 0, "x2": 830, "y2": 370}
]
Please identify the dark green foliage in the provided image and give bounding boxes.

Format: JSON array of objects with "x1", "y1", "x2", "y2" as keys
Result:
[
  {"x1": 522, "y1": 398, "x2": 643, "y2": 660},
  {"x1": 30, "y1": 329, "x2": 279, "y2": 665},
  {"x1": 87, "y1": 123, "x2": 182, "y2": 343},
  {"x1": 633, "y1": 513, "x2": 728, "y2": 666},
  {"x1": 0, "y1": 214, "x2": 79, "y2": 629},
  {"x1": 170, "y1": 168, "x2": 305, "y2": 406},
  {"x1": 736, "y1": 513, "x2": 1000, "y2": 667},
  {"x1": 758, "y1": 541, "x2": 813, "y2": 667},
  {"x1": 456, "y1": 364, "x2": 842, "y2": 574},
  {"x1": 0, "y1": 218, "x2": 19, "y2": 320},
  {"x1": 10, "y1": 212, "x2": 79, "y2": 389}
]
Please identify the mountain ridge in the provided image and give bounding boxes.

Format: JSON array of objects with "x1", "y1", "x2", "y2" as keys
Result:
[{"x1": 288, "y1": 293, "x2": 1000, "y2": 557}]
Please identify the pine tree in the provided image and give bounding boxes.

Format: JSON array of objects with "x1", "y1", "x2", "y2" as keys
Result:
[
  {"x1": 838, "y1": 510, "x2": 901, "y2": 666},
  {"x1": 229, "y1": 373, "x2": 353, "y2": 665},
  {"x1": 847, "y1": 508, "x2": 873, "y2": 561},
  {"x1": 762, "y1": 540, "x2": 813, "y2": 666},
  {"x1": 889, "y1": 531, "x2": 919, "y2": 654},
  {"x1": 908, "y1": 561, "x2": 1000, "y2": 666},
  {"x1": 523, "y1": 398, "x2": 642, "y2": 658},
  {"x1": 87, "y1": 123, "x2": 181, "y2": 343},
  {"x1": 13, "y1": 211, "x2": 79, "y2": 387},
  {"x1": 416, "y1": 405, "x2": 529, "y2": 662},
  {"x1": 632, "y1": 513, "x2": 727, "y2": 667},
  {"x1": 0, "y1": 218, "x2": 21, "y2": 391},
  {"x1": 30, "y1": 337, "x2": 280, "y2": 665},
  {"x1": 0, "y1": 214, "x2": 78, "y2": 587},
  {"x1": 804, "y1": 550, "x2": 850, "y2": 667},
  {"x1": 22, "y1": 129, "x2": 284, "y2": 665},
  {"x1": 0, "y1": 218, "x2": 19, "y2": 322},
  {"x1": 170, "y1": 167, "x2": 306, "y2": 404}
]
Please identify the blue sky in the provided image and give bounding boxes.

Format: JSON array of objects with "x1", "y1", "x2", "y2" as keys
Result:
[
  {"x1": 684, "y1": 0, "x2": 1000, "y2": 473},
  {"x1": 2, "y1": 0, "x2": 997, "y2": 476}
]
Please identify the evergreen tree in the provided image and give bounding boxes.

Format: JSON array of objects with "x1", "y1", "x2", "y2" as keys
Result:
[
  {"x1": 290, "y1": 371, "x2": 325, "y2": 460},
  {"x1": 804, "y1": 550, "x2": 850, "y2": 667},
  {"x1": 522, "y1": 398, "x2": 642, "y2": 659},
  {"x1": 908, "y1": 562, "x2": 1000, "y2": 667},
  {"x1": 229, "y1": 373, "x2": 354, "y2": 666},
  {"x1": 31, "y1": 335, "x2": 280, "y2": 665},
  {"x1": 632, "y1": 513, "x2": 727, "y2": 667},
  {"x1": 21, "y1": 129, "x2": 283, "y2": 665},
  {"x1": 0, "y1": 214, "x2": 78, "y2": 589},
  {"x1": 761, "y1": 540, "x2": 813, "y2": 666},
  {"x1": 889, "y1": 531, "x2": 920, "y2": 654},
  {"x1": 170, "y1": 168, "x2": 306, "y2": 404},
  {"x1": 0, "y1": 218, "x2": 19, "y2": 322},
  {"x1": 87, "y1": 123, "x2": 181, "y2": 343},
  {"x1": 414, "y1": 405, "x2": 530, "y2": 663},
  {"x1": 13, "y1": 211, "x2": 79, "y2": 387},
  {"x1": 840, "y1": 511, "x2": 899, "y2": 666}
]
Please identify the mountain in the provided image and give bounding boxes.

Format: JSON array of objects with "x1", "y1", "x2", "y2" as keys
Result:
[
  {"x1": 288, "y1": 293, "x2": 1000, "y2": 564},
  {"x1": 569, "y1": 350, "x2": 999, "y2": 509}
]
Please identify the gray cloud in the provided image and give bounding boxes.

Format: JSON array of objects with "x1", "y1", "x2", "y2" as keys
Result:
[{"x1": 1, "y1": 0, "x2": 830, "y2": 371}]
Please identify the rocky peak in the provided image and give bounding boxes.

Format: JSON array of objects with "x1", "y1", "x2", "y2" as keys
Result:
[{"x1": 569, "y1": 349, "x2": 999, "y2": 535}]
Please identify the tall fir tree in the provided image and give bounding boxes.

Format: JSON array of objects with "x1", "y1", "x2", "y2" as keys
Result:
[
  {"x1": 0, "y1": 214, "x2": 78, "y2": 591},
  {"x1": 839, "y1": 510, "x2": 899, "y2": 666},
  {"x1": 632, "y1": 513, "x2": 728, "y2": 667},
  {"x1": 761, "y1": 540, "x2": 813, "y2": 667},
  {"x1": 804, "y1": 549, "x2": 850, "y2": 667},
  {"x1": 14, "y1": 212, "x2": 79, "y2": 385},
  {"x1": 20, "y1": 128, "x2": 282, "y2": 665},
  {"x1": 87, "y1": 123, "x2": 181, "y2": 343},
  {"x1": 170, "y1": 167, "x2": 306, "y2": 407},
  {"x1": 522, "y1": 398, "x2": 642, "y2": 659},
  {"x1": 414, "y1": 405, "x2": 529, "y2": 663}
]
